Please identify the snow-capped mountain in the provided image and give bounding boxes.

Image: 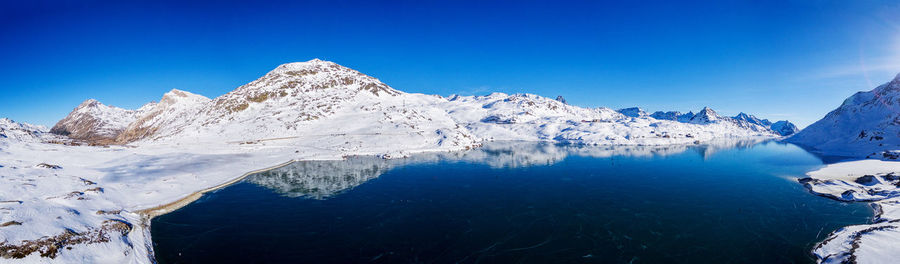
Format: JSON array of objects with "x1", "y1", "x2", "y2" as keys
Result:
[
  {"x1": 50, "y1": 99, "x2": 147, "y2": 144},
  {"x1": 640, "y1": 107, "x2": 794, "y2": 136},
  {"x1": 0, "y1": 118, "x2": 53, "y2": 143},
  {"x1": 116, "y1": 89, "x2": 210, "y2": 143},
  {"x1": 688, "y1": 107, "x2": 721, "y2": 124},
  {"x1": 161, "y1": 59, "x2": 476, "y2": 150},
  {"x1": 733, "y1": 112, "x2": 772, "y2": 127},
  {"x1": 770, "y1": 120, "x2": 798, "y2": 136},
  {"x1": 732, "y1": 112, "x2": 798, "y2": 136},
  {"x1": 49, "y1": 59, "x2": 791, "y2": 148},
  {"x1": 788, "y1": 73, "x2": 900, "y2": 157}
]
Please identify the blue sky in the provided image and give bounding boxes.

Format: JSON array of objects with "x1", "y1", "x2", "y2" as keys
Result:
[{"x1": 2, "y1": 0, "x2": 899, "y2": 128}]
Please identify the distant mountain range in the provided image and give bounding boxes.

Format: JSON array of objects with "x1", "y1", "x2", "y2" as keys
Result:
[
  {"x1": 20, "y1": 59, "x2": 794, "y2": 148},
  {"x1": 618, "y1": 107, "x2": 798, "y2": 136}
]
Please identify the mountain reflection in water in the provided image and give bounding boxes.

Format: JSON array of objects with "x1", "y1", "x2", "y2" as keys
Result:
[{"x1": 246, "y1": 139, "x2": 767, "y2": 199}]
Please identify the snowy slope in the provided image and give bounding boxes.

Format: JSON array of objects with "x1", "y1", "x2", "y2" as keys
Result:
[{"x1": 788, "y1": 73, "x2": 900, "y2": 157}]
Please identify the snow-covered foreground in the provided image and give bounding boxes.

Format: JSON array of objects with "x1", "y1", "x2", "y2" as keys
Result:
[{"x1": 800, "y1": 160, "x2": 900, "y2": 263}]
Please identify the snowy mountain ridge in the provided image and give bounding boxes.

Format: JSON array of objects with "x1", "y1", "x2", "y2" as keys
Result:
[
  {"x1": 625, "y1": 107, "x2": 798, "y2": 136},
  {"x1": 48, "y1": 59, "x2": 792, "y2": 148}
]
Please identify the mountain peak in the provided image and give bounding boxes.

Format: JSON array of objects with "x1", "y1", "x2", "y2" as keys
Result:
[
  {"x1": 696, "y1": 107, "x2": 717, "y2": 117},
  {"x1": 274, "y1": 59, "x2": 340, "y2": 72},
  {"x1": 231, "y1": 59, "x2": 400, "y2": 98},
  {"x1": 78, "y1": 99, "x2": 101, "y2": 108},
  {"x1": 689, "y1": 107, "x2": 720, "y2": 124},
  {"x1": 159, "y1": 89, "x2": 210, "y2": 106},
  {"x1": 555, "y1": 95, "x2": 567, "y2": 104}
]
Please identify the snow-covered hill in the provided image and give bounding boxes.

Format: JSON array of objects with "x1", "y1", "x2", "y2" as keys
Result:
[{"x1": 788, "y1": 73, "x2": 900, "y2": 157}]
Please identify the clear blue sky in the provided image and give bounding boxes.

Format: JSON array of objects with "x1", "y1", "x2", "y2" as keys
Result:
[{"x1": 2, "y1": 0, "x2": 899, "y2": 128}]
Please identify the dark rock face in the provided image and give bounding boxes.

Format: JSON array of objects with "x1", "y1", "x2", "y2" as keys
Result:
[
  {"x1": 854, "y1": 175, "x2": 879, "y2": 186},
  {"x1": 555, "y1": 96, "x2": 567, "y2": 104}
]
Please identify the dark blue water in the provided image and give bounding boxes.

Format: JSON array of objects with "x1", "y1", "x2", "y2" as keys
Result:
[{"x1": 151, "y1": 141, "x2": 871, "y2": 263}]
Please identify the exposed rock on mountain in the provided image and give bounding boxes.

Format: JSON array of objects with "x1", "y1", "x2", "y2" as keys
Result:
[
  {"x1": 555, "y1": 95, "x2": 567, "y2": 104},
  {"x1": 650, "y1": 111, "x2": 680, "y2": 121},
  {"x1": 788, "y1": 73, "x2": 900, "y2": 156},
  {"x1": 617, "y1": 107, "x2": 647, "y2": 118}
]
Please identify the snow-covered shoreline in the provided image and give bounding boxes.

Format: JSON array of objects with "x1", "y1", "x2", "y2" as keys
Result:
[{"x1": 799, "y1": 159, "x2": 900, "y2": 263}]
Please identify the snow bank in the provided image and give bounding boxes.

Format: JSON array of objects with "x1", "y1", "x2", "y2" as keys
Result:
[{"x1": 800, "y1": 160, "x2": 900, "y2": 263}]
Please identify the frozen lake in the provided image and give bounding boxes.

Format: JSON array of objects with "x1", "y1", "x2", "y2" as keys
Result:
[{"x1": 151, "y1": 141, "x2": 870, "y2": 263}]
